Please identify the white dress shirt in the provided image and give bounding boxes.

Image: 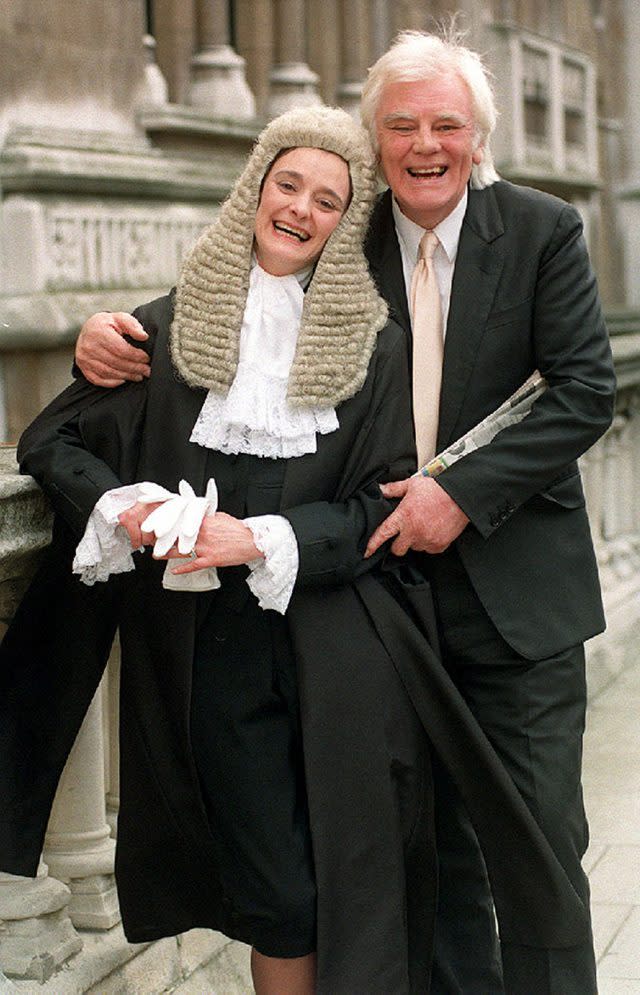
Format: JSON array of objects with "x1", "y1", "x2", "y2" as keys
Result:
[{"x1": 392, "y1": 188, "x2": 468, "y2": 336}]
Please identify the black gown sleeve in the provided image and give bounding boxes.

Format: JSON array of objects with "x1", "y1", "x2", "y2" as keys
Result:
[{"x1": 16, "y1": 295, "x2": 169, "y2": 537}]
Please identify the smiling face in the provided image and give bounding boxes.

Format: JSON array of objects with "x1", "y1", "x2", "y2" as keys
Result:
[
  {"x1": 253, "y1": 147, "x2": 351, "y2": 277},
  {"x1": 376, "y1": 74, "x2": 484, "y2": 229}
]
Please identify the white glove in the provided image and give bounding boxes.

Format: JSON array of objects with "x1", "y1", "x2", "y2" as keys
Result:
[
  {"x1": 141, "y1": 478, "x2": 218, "y2": 557},
  {"x1": 140, "y1": 478, "x2": 221, "y2": 592}
]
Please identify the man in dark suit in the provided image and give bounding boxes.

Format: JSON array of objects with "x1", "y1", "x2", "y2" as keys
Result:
[
  {"x1": 74, "y1": 31, "x2": 615, "y2": 995},
  {"x1": 360, "y1": 30, "x2": 615, "y2": 995}
]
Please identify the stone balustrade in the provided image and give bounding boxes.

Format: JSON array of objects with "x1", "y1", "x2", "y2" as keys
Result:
[{"x1": 0, "y1": 317, "x2": 638, "y2": 988}]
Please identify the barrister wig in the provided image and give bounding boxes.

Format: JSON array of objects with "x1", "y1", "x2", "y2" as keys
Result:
[{"x1": 170, "y1": 106, "x2": 388, "y2": 408}]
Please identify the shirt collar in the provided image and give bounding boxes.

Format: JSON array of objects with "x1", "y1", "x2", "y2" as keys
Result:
[
  {"x1": 251, "y1": 251, "x2": 314, "y2": 290},
  {"x1": 392, "y1": 187, "x2": 468, "y2": 264}
]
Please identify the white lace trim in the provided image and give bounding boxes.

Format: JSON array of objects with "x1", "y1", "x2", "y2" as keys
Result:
[
  {"x1": 73, "y1": 484, "x2": 146, "y2": 585},
  {"x1": 74, "y1": 483, "x2": 297, "y2": 607},
  {"x1": 190, "y1": 369, "x2": 339, "y2": 457},
  {"x1": 189, "y1": 260, "x2": 339, "y2": 458},
  {"x1": 244, "y1": 515, "x2": 299, "y2": 615},
  {"x1": 73, "y1": 480, "x2": 221, "y2": 591}
]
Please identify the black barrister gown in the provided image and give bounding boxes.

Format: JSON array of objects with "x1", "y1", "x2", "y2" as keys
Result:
[{"x1": 0, "y1": 294, "x2": 592, "y2": 993}]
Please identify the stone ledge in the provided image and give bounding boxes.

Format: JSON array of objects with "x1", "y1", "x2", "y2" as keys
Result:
[
  {"x1": 0, "y1": 135, "x2": 239, "y2": 202},
  {"x1": 6, "y1": 926, "x2": 249, "y2": 995},
  {"x1": 0, "y1": 290, "x2": 169, "y2": 349},
  {"x1": 0, "y1": 452, "x2": 51, "y2": 623},
  {"x1": 138, "y1": 103, "x2": 263, "y2": 141}
]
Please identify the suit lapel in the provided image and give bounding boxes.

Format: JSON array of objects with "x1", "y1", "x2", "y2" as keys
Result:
[{"x1": 437, "y1": 185, "x2": 505, "y2": 449}]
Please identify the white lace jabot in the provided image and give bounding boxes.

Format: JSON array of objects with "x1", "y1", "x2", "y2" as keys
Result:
[
  {"x1": 190, "y1": 261, "x2": 339, "y2": 457},
  {"x1": 73, "y1": 263, "x2": 337, "y2": 612}
]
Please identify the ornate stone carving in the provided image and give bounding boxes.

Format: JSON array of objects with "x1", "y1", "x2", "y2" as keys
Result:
[{"x1": 45, "y1": 208, "x2": 212, "y2": 291}]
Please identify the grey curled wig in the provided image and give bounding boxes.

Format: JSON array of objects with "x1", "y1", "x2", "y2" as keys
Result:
[{"x1": 170, "y1": 106, "x2": 388, "y2": 408}]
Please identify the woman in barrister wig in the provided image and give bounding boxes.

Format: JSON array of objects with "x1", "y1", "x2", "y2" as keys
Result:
[
  {"x1": 0, "y1": 106, "x2": 592, "y2": 995},
  {"x1": 0, "y1": 106, "x2": 434, "y2": 994}
]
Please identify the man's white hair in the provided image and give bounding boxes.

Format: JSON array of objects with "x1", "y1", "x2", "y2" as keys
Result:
[{"x1": 361, "y1": 29, "x2": 500, "y2": 189}]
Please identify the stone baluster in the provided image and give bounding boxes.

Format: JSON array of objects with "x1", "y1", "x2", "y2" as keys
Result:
[
  {"x1": 631, "y1": 390, "x2": 640, "y2": 535},
  {"x1": 189, "y1": 0, "x2": 256, "y2": 118},
  {"x1": 601, "y1": 414, "x2": 632, "y2": 580},
  {"x1": 104, "y1": 642, "x2": 121, "y2": 837},
  {"x1": 43, "y1": 683, "x2": 120, "y2": 930},
  {"x1": 139, "y1": 33, "x2": 169, "y2": 106},
  {"x1": 307, "y1": 0, "x2": 340, "y2": 105},
  {"x1": 630, "y1": 391, "x2": 640, "y2": 568},
  {"x1": 582, "y1": 441, "x2": 605, "y2": 548},
  {"x1": 619, "y1": 402, "x2": 635, "y2": 537},
  {"x1": 617, "y1": 390, "x2": 640, "y2": 574},
  {"x1": 138, "y1": 0, "x2": 169, "y2": 105},
  {"x1": 0, "y1": 862, "x2": 82, "y2": 983},
  {"x1": 0, "y1": 472, "x2": 82, "y2": 981},
  {"x1": 268, "y1": 0, "x2": 321, "y2": 117},
  {"x1": 232, "y1": 0, "x2": 272, "y2": 118},
  {"x1": 338, "y1": 0, "x2": 371, "y2": 116},
  {"x1": 391, "y1": 0, "x2": 427, "y2": 34},
  {"x1": 151, "y1": 0, "x2": 196, "y2": 105},
  {"x1": 601, "y1": 416, "x2": 624, "y2": 543},
  {"x1": 370, "y1": 0, "x2": 393, "y2": 61}
]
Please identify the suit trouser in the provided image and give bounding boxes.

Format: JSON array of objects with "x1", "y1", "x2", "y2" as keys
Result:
[{"x1": 425, "y1": 547, "x2": 597, "y2": 995}]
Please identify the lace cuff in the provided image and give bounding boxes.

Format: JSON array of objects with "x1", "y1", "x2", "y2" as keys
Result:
[
  {"x1": 73, "y1": 480, "x2": 222, "y2": 592},
  {"x1": 73, "y1": 484, "x2": 146, "y2": 585},
  {"x1": 244, "y1": 515, "x2": 299, "y2": 615}
]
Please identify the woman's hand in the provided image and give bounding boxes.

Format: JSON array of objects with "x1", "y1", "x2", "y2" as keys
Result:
[
  {"x1": 76, "y1": 312, "x2": 151, "y2": 387},
  {"x1": 118, "y1": 501, "x2": 163, "y2": 550},
  {"x1": 161, "y1": 512, "x2": 264, "y2": 574}
]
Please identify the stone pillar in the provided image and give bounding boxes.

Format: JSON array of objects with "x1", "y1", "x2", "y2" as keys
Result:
[
  {"x1": 189, "y1": 0, "x2": 256, "y2": 118},
  {"x1": 370, "y1": 0, "x2": 393, "y2": 61},
  {"x1": 0, "y1": 863, "x2": 82, "y2": 983},
  {"x1": 234, "y1": 0, "x2": 273, "y2": 119},
  {"x1": 43, "y1": 684, "x2": 120, "y2": 930},
  {"x1": 391, "y1": 0, "x2": 427, "y2": 34},
  {"x1": 268, "y1": 0, "x2": 321, "y2": 117},
  {"x1": 153, "y1": 0, "x2": 197, "y2": 105},
  {"x1": 0, "y1": 0, "x2": 146, "y2": 143},
  {"x1": 338, "y1": 0, "x2": 371, "y2": 117},
  {"x1": 307, "y1": 0, "x2": 341, "y2": 105}
]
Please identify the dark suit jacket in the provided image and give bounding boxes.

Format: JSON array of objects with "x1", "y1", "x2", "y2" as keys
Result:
[{"x1": 365, "y1": 183, "x2": 616, "y2": 659}]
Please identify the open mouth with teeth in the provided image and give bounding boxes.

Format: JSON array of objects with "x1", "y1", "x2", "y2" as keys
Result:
[
  {"x1": 407, "y1": 166, "x2": 448, "y2": 178},
  {"x1": 273, "y1": 222, "x2": 310, "y2": 242}
]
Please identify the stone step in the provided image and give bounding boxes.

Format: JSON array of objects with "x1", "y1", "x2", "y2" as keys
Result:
[{"x1": 4, "y1": 927, "x2": 251, "y2": 995}]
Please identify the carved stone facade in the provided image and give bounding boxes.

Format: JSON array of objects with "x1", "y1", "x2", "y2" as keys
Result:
[
  {"x1": 1, "y1": 0, "x2": 636, "y2": 440},
  {"x1": 0, "y1": 1, "x2": 639, "y2": 991}
]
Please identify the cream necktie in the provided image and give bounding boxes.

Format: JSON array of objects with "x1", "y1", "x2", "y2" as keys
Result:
[{"x1": 410, "y1": 230, "x2": 443, "y2": 466}]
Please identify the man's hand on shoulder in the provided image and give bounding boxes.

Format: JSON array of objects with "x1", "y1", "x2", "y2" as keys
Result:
[
  {"x1": 365, "y1": 476, "x2": 470, "y2": 558},
  {"x1": 76, "y1": 312, "x2": 151, "y2": 387}
]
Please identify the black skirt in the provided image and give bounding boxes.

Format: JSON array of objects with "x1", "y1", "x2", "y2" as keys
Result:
[{"x1": 190, "y1": 563, "x2": 316, "y2": 958}]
